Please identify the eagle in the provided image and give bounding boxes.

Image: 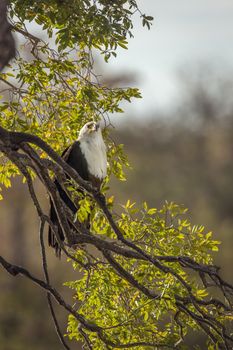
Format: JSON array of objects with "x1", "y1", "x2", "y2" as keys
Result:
[{"x1": 48, "y1": 121, "x2": 107, "y2": 256}]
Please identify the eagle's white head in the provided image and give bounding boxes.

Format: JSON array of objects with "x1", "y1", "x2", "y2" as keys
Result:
[
  {"x1": 78, "y1": 121, "x2": 101, "y2": 140},
  {"x1": 78, "y1": 121, "x2": 107, "y2": 179}
]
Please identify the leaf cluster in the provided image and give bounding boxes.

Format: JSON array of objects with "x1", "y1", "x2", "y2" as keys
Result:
[
  {"x1": 65, "y1": 201, "x2": 224, "y2": 349},
  {"x1": 10, "y1": 0, "x2": 153, "y2": 58},
  {"x1": 1, "y1": 2, "x2": 232, "y2": 350}
]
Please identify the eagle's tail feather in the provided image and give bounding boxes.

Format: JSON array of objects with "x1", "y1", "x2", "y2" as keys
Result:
[{"x1": 48, "y1": 198, "x2": 64, "y2": 258}]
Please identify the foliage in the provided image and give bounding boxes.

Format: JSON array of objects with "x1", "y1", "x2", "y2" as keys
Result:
[
  {"x1": 0, "y1": 1, "x2": 233, "y2": 350},
  {"x1": 0, "y1": 0, "x2": 144, "y2": 196},
  {"x1": 66, "y1": 201, "x2": 222, "y2": 349}
]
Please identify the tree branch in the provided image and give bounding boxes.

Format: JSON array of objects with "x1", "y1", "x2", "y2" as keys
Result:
[
  {"x1": 39, "y1": 219, "x2": 70, "y2": 350},
  {"x1": 0, "y1": 255, "x2": 101, "y2": 333},
  {"x1": 12, "y1": 25, "x2": 41, "y2": 43},
  {"x1": 1, "y1": 124, "x2": 233, "y2": 348},
  {"x1": 0, "y1": 0, "x2": 15, "y2": 71}
]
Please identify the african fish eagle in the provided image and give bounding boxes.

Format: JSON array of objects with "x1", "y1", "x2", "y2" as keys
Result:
[{"x1": 48, "y1": 121, "x2": 107, "y2": 256}]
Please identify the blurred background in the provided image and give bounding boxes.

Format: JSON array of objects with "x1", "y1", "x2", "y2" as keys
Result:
[{"x1": 1, "y1": 1, "x2": 233, "y2": 349}]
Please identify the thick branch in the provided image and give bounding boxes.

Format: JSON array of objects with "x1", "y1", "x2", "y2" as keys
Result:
[
  {"x1": 0, "y1": 0, "x2": 15, "y2": 71},
  {"x1": 1, "y1": 125, "x2": 233, "y2": 348}
]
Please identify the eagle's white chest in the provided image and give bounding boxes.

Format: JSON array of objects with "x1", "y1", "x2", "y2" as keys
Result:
[{"x1": 80, "y1": 134, "x2": 107, "y2": 179}]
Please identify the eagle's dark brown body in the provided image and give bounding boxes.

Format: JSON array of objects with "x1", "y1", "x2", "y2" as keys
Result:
[{"x1": 49, "y1": 122, "x2": 107, "y2": 256}]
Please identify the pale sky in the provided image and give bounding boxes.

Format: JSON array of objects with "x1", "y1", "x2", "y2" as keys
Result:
[
  {"x1": 16, "y1": 1, "x2": 233, "y2": 118},
  {"x1": 105, "y1": 0, "x2": 233, "y2": 116}
]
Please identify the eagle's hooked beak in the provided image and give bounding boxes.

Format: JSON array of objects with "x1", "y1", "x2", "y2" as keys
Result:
[{"x1": 94, "y1": 122, "x2": 100, "y2": 131}]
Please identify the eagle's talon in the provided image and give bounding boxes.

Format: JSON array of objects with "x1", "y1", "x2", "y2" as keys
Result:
[{"x1": 99, "y1": 193, "x2": 106, "y2": 205}]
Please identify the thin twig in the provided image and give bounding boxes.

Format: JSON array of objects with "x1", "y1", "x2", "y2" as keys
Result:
[
  {"x1": 39, "y1": 219, "x2": 70, "y2": 350},
  {"x1": 1, "y1": 125, "x2": 233, "y2": 348},
  {"x1": 0, "y1": 255, "x2": 101, "y2": 332},
  {"x1": 12, "y1": 25, "x2": 41, "y2": 43}
]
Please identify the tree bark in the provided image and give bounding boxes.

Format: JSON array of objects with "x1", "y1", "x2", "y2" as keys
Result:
[{"x1": 0, "y1": 0, "x2": 15, "y2": 71}]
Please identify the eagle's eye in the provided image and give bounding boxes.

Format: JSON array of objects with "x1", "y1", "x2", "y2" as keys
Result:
[{"x1": 87, "y1": 124, "x2": 92, "y2": 129}]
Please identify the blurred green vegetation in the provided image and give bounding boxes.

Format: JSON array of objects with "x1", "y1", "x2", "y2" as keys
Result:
[
  {"x1": 1, "y1": 70, "x2": 233, "y2": 348},
  {"x1": 111, "y1": 70, "x2": 233, "y2": 285}
]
